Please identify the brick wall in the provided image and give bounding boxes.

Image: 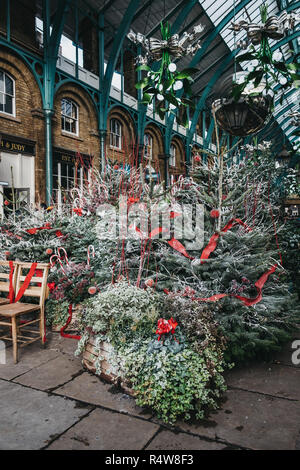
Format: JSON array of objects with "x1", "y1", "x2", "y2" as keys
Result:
[
  {"x1": 0, "y1": 48, "x2": 45, "y2": 202},
  {"x1": 53, "y1": 83, "x2": 100, "y2": 164},
  {"x1": 106, "y1": 106, "x2": 137, "y2": 165}
]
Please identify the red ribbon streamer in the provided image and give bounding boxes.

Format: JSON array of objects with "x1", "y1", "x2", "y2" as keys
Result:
[
  {"x1": 26, "y1": 223, "x2": 52, "y2": 235},
  {"x1": 168, "y1": 238, "x2": 194, "y2": 260},
  {"x1": 164, "y1": 264, "x2": 277, "y2": 307},
  {"x1": 200, "y1": 218, "x2": 252, "y2": 264},
  {"x1": 8, "y1": 261, "x2": 15, "y2": 303},
  {"x1": 60, "y1": 304, "x2": 81, "y2": 340}
]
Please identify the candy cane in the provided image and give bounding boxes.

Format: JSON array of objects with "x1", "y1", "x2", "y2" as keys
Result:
[
  {"x1": 87, "y1": 245, "x2": 95, "y2": 267},
  {"x1": 50, "y1": 247, "x2": 69, "y2": 275},
  {"x1": 57, "y1": 247, "x2": 69, "y2": 265},
  {"x1": 50, "y1": 254, "x2": 67, "y2": 275}
]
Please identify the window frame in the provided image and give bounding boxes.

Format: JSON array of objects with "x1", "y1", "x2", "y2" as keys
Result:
[
  {"x1": 61, "y1": 98, "x2": 79, "y2": 136},
  {"x1": 144, "y1": 133, "x2": 153, "y2": 159},
  {"x1": 0, "y1": 70, "x2": 15, "y2": 117},
  {"x1": 169, "y1": 143, "x2": 176, "y2": 167},
  {"x1": 110, "y1": 118, "x2": 122, "y2": 150}
]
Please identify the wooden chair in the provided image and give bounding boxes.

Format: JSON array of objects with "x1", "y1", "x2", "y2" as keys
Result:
[
  {"x1": 0, "y1": 260, "x2": 18, "y2": 306},
  {"x1": 0, "y1": 262, "x2": 50, "y2": 363}
]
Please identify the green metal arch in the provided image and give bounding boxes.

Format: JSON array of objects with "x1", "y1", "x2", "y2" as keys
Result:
[
  {"x1": 0, "y1": 38, "x2": 45, "y2": 107},
  {"x1": 54, "y1": 77, "x2": 100, "y2": 115}
]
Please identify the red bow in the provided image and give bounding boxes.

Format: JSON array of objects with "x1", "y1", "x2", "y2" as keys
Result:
[{"x1": 156, "y1": 317, "x2": 178, "y2": 341}]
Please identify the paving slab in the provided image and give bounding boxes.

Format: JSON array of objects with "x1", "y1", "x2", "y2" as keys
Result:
[
  {"x1": 54, "y1": 371, "x2": 152, "y2": 419},
  {"x1": 13, "y1": 354, "x2": 83, "y2": 391},
  {"x1": 47, "y1": 408, "x2": 159, "y2": 450},
  {"x1": 178, "y1": 389, "x2": 300, "y2": 450},
  {"x1": 0, "y1": 379, "x2": 90, "y2": 450},
  {"x1": 146, "y1": 430, "x2": 225, "y2": 450},
  {"x1": 225, "y1": 363, "x2": 300, "y2": 400},
  {"x1": 0, "y1": 340, "x2": 60, "y2": 381},
  {"x1": 47, "y1": 333, "x2": 80, "y2": 356}
]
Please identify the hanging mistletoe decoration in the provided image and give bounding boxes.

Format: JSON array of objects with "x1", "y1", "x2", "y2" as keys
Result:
[
  {"x1": 229, "y1": 5, "x2": 300, "y2": 101},
  {"x1": 127, "y1": 22, "x2": 204, "y2": 125}
]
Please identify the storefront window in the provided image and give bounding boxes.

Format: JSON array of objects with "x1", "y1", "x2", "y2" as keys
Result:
[
  {"x1": 0, "y1": 71, "x2": 15, "y2": 116},
  {"x1": 53, "y1": 160, "x2": 89, "y2": 206}
]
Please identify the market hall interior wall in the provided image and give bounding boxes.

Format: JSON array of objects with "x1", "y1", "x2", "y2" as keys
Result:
[{"x1": 0, "y1": 48, "x2": 45, "y2": 203}]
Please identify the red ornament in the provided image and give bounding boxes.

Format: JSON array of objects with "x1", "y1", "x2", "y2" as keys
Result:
[
  {"x1": 113, "y1": 164, "x2": 119, "y2": 170},
  {"x1": 48, "y1": 282, "x2": 56, "y2": 292},
  {"x1": 145, "y1": 278, "x2": 154, "y2": 288},
  {"x1": 4, "y1": 200, "x2": 10, "y2": 206},
  {"x1": 5, "y1": 251, "x2": 11, "y2": 258},
  {"x1": 46, "y1": 248, "x2": 53, "y2": 255},
  {"x1": 73, "y1": 208, "x2": 83, "y2": 216},
  {"x1": 88, "y1": 286, "x2": 97, "y2": 295},
  {"x1": 210, "y1": 209, "x2": 220, "y2": 219},
  {"x1": 194, "y1": 154, "x2": 201, "y2": 163},
  {"x1": 26, "y1": 228, "x2": 38, "y2": 235},
  {"x1": 55, "y1": 231, "x2": 63, "y2": 237},
  {"x1": 222, "y1": 195, "x2": 227, "y2": 201}
]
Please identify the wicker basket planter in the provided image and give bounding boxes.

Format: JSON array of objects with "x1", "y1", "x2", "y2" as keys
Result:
[{"x1": 82, "y1": 335, "x2": 135, "y2": 396}]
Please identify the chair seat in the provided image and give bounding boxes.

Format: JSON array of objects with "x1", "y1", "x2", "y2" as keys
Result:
[
  {"x1": 0, "y1": 299, "x2": 9, "y2": 305},
  {"x1": 0, "y1": 302, "x2": 40, "y2": 317}
]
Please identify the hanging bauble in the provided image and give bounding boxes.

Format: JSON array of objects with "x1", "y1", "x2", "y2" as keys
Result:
[
  {"x1": 194, "y1": 154, "x2": 201, "y2": 163},
  {"x1": 211, "y1": 72, "x2": 272, "y2": 137},
  {"x1": 210, "y1": 209, "x2": 220, "y2": 218},
  {"x1": 145, "y1": 278, "x2": 154, "y2": 288}
]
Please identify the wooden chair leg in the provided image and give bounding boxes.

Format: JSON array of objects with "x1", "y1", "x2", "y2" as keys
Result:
[
  {"x1": 40, "y1": 309, "x2": 45, "y2": 347},
  {"x1": 11, "y1": 317, "x2": 18, "y2": 364}
]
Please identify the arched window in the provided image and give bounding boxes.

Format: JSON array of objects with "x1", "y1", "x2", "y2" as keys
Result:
[
  {"x1": 0, "y1": 70, "x2": 15, "y2": 116},
  {"x1": 61, "y1": 98, "x2": 79, "y2": 135},
  {"x1": 169, "y1": 144, "x2": 176, "y2": 167},
  {"x1": 110, "y1": 118, "x2": 122, "y2": 149},
  {"x1": 144, "y1": 133, "x2": 153, "y2": 158}
]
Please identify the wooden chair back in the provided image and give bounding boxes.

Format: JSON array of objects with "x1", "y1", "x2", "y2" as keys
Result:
[
  {"x1": 0, "y1": 260, "x2": 17, "y2": 296},
  {"x1": 15, "y1": 262, "x2": 50, "y2": 308}
]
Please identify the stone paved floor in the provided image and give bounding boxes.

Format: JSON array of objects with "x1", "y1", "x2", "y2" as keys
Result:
[{"x1": 0, "y1": 330, "x2": 300, "y2": 450}]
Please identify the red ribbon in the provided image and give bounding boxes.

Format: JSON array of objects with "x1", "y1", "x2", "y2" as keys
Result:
[
  {"x1": 13, "y1": 263, "x2": 38, "y2": 303},
  {"x1": 168, "y1": 238, "x2": 194, "y2": 260},
  {"x1": 26, "y1": 223, "x2": 52, "y2": 235},
  {"x1": 200, "y1": 218, "x2": 252, "y2": 264},
  {"x1": 164, "y1": 264, "x2": 277, "y2": 306},
  {"x1": 60, "y1": 304, "x2": 81, "y2": 340},
  {"x1": 8, "y1": 261, "x2": 15, "y2": 303}
]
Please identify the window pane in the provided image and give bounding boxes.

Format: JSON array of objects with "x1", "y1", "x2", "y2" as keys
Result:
[
  {"x1": 5, "y1": 95, "x2": 12, "y2": 114},
  {"x1": 5, "y1": 75, "x2": 13, "y2": 96},
  {"x1": 0, "y1": 92, "x2": 4, "y2": 111},
  {"x1": 0, "y1": 71, "x2": 4, "y2": 92}
]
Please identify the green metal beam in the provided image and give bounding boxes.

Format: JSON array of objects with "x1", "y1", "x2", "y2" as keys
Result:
[
  {"x1": 166, "y1": 0, "x2": 254, "y2": 150},
  {"x1": 101, "y1": 0, "x2": 142, "y2": 129},
  {"x1": 192, "y1": 28, "x2": 300, "y2": 149},
  {"x1": 43, "y1": 0, "x2": 72, "y2": 204}
]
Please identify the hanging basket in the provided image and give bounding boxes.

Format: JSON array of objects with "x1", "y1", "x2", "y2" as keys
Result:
[{"x1": 211, "y1": 71, "x2": 272, "y2": 137}]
